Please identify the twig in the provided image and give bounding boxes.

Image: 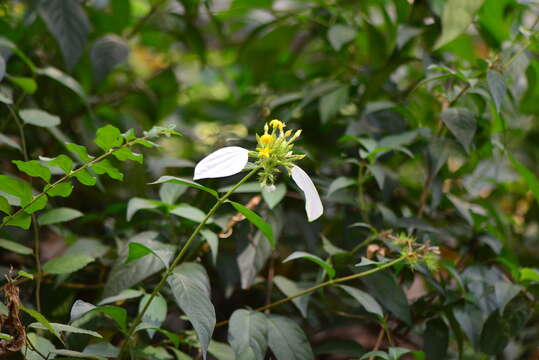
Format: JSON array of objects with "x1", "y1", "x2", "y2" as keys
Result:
[
  {"x1": 126, "y1": 0, "x2": 169, "y2": 39},
  {"x1": 214, "y1": 256, "x2": 405, "y2": 328}
]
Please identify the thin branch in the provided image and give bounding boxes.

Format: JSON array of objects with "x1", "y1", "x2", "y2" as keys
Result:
[{"x1": 214, "y1": 256, "x2": 406, "y2": 328}]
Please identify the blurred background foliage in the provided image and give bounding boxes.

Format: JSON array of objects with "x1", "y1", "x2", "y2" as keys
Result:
[{"x1": 2, "y1": 0, "x2": 539, "y2": 359}]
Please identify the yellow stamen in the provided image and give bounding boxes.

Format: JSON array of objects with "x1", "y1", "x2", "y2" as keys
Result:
[
  {"x1": 284, "y1": 130, "x2": 292, "y2": 137},
  {"x1": 257, "y1": 147, "x2": 273, "y2": 158},
  {"x1": 269, "y1": 119, "x2": 285, "y2": 131},
  {"x1": 260, "y1": 133, "x2": 273, "y2": 145}
]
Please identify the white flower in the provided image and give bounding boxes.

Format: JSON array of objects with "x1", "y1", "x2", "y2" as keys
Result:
[{"x1": 193, "y1": 145, "x2": 323, "y2": 222}]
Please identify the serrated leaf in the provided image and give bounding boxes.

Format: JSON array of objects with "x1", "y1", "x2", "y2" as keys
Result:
[
  {"x1": 74, "y1": 169, "x2": 97, "y2": 186},
  {"x1": 39, "y1": 0, "x2": 91, "y2": 70},
  {"x1": 12, "y1": 160, "x2": 51, "y2": 183},
  {"x1": 92, "y1": 159, "x2": 123, "y2": 180},
  {"x1": 150, "y1": 176, "x2": 218, "y2": 198},
  {"x1": 46, "y1": 154, "x2": 73, "y2": 174},
  {"x1": 0, "y1": 238, "x2": 33, "y2": 255},
  {"x1": 91, "y1": 34, "x2": 129, "y2": 82},
  {"x1": 339, "y1": 285, "x2": 383, "y2": 318},
  {"x1": 29, "y1": 322, "x2": 103, "y2": 338},
  {"x1": 47, "y1": 181, "x2": 73, "y2": 197},
  {"x1": 441, "y1": 108, "x2": 476, "y2": 153},
  {"x1": 228, "y1": 309, "x2": 268, "y2": 360},
  {"x1": 435, "y1": 0, "x2": 486, "y2": 49},
  {"x1": 21, "y1": 305, "x2": 64, "y2": 344},
  {"x1": 267, "y1": 314, "x2": 314, "y2": 360},
  {"x1": 230, "y1": 201, "x2": 274, "y2": 248},
  {"x1": 66, "y1": 143, "x2": 93, "y2": 162},
  {"x1": 328, "y1": 24, "x2": 356, "y2": 51},
  {"x1": 38, "y1": 207, "x2": 83, "y2": 225},
  {"x1": 113, "y1": 147, "x2": 143, "y2": 164},
  {"x1": 18, "y1": 109, "x2": 60, "y2": 128},
  {"x1": 43, "y1": 254, "x2": 94, "y2": 274},
  {"x1": 170, "y1": 203, "x2": 207, "y2": 223},
  {"x1": 283, "y1": 251, "x2": 335, "y2": 279},
  {"x1": 95, "y1": 124, "x2": 123, "y2": 151},
  {"x1": 167, "y1": 262, "x2": 216, "y2": 359}
]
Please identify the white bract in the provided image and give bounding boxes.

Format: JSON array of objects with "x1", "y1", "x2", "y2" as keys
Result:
[{"x1": 193, "y1": 120, "x2": 323, "y2": 222}]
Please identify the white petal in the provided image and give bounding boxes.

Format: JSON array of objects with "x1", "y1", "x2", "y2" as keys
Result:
[
  {"x1": 291, "y1": 166, "x2": 323, "y2": 222},
  {"x1": 194, "y1": 146, "x2": 249, "y2": 180}
]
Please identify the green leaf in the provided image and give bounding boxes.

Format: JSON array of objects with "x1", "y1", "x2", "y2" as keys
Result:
[
  {"x1": 0, "y1": 85, "x2": 13, "y2": 104},
  {"x1": 327, "y1": 176, "x2": 355, "y2": 197},
  {"x1": 18, "y1": 270, "x2": 34, "y2": 279},
  {"x1": 273, "y1": 276, "x2": 312, "y2": 318},
  {"x1": 25, "y1": 195, "x2": 48, "y2": 214},
  {"x1": 283, "y1": 251, "x2": 335, "y2": 279},
  {"x1": 98, "y1": 289, "x2": 144, "y2": 306},
  {"x1": 159, "y1": 182, "x2": 187, "y2": 204},
  {"x1": 266, "y1": 314, "x2": 314, "y2": 360},
  {"x1": 113, "y1": 147, "x2": 143, "y2": 164},
  {"x1": 453, "y1": 303, "x2": 482, "y2": 349},
  {"x1": 38, "y1": 207, "x2": 83, "y2": 225},
  {"x1": 0, "y1": 132, "x2": 21, "y2": 151},
  {"x1": 3, "y1": 212, "x2": 31, "y2": 229},
  {"x1": 201, "y1": 229, "x2": 219, "y2": 265},
  {"x1": 361, "y1": 270, "x2": 411, "y2": 325},
  {"x1": 520, "y1": 268, "x2": 539, "y2": 282},
  {"x1": 328, "y1": 24, "x2": 356, "y2": 51},
  {"x1": 125, "y1": 242, "x2": 171, "y2": 268},
  {"x1": 23, "y1": 333, "x2": 56, "y2": 360},
  {"x1": 230, "y1": 201, "x2": 274, "y2": 248},
  {"x1": 441, "y1": 108, "x2": 476, "y2": 153},
  {"x1": 435, "y1": 0, "x2": 486, "y2": 49},
  {"x1": 487, "y1": 70, "x2": 506, "y2": 113},
  {"x1": 0, "y1": 238, "x2": 33, "y2": 255},
  {"x1": 126, "y1": 197, "x2": 159, "y2": 221},
  {"x1": 103, "y1": 232, "x2": 176, "y2": 297},
  {"x1": 228, "y1": 309, "x2": 268, "y2": 360},
  {"x1": 74, "y1": 169, "x2": 97, "y2": 186},
  {"x1": 46, "y1": 154, "x2": 73, "y2": 174},
  {"x1": 423, "y1": 318, "x2": 449, "y2": 360},
  {"x1": 29, "y1": 322, "x2": 103, "y2": 338},
  {"x1": 339, "y1": 285, "x2": 384, "y2": 318},
  {"x1": 262, "y1": 183, "x2": 286, "y2": 209},
  {"x1": 170, "y1": 203, "x2": 207, "y2": 223},
  {"x1": 150, "y1": 176, "x2": 218, "y2": 198},
  {"x1": 494, "y1": 282, "x2": 522, "y2": 315},
  {"x1": 91, "y1": 34, "x2": 130, "y2": 82},
  {"x1": 479, "y1": 311, "x2": 509, "y2": 355},
  {"x1": 0, "y1": 53, "x2": 4, "y2": 82},
  {"x1": 47, "y1": 181, "x2": 73, "y2": 197},
  {"x1": 70, "y1": 300, "x2": 127, "y2": 332},
  {"x1": 95, "y1": 124, "x2": 124, "y2": 151},
  {"x1": 0, "y1": 175, "x2": 32, "y2": 206},
  {"x1": 12, "y1": 160, "x2": 51, "y2": 183},
  {"x1": 39, "y1": 0, "x2": 91, "y2": 70},
  {"x1": 37, "y1": 67, "x2": 88, "y2": 104},
  {"x1": 319, "y1": 86, "x2": 349, "y2": 124},
  {"x1": 18, "y1": 109, "x2": 61, "y2": 127},
  {"x1": 138, "y1": 293, "x2": 167, "y2": 339},
  {"x1": 92, "y1": 159, "x2": 124, "y2": 180},
  {"x1": 167, "y1": 262, "x2": 216, "y2": 359},
  {"x1": 43, "y1": 254, "x2": 94, "y2": 274},
  {"x1": 66, "y1": 142, "x2": 94, "y2": 162},
  {"x1": 7, "y1": 75, "x2": 37, "y2": 94},
  {"x1": 507, "y1": 153, "x2": 539, "y2": 207},
  {"x1": 0, "y1": 195, "x2": 11, "y2": 214},
  {"x1": 21, "y1": 305, "x2": 64, "y2": 344}
]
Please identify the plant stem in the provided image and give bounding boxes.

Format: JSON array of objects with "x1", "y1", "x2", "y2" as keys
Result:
[
  {"x1": 0, "y1": 135, "x2": 150, "y2": 231},
  {"x1": 214, "y1": 255, "x2": 406, "y2": 328},
  {"x1": 119, "y1": 166, "x2": 261, "y2": 359}
]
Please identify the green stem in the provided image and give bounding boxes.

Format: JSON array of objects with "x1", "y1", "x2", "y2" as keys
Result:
[
  {"x1": 0, "y1": 136, "x2": 150, "y2": 231},
  {"x1": 215, "y1": 255, "x2": 406, "y2": 328},
  {"x1": 119, "y1": 166, "x2": 261, "y2": 359}
]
